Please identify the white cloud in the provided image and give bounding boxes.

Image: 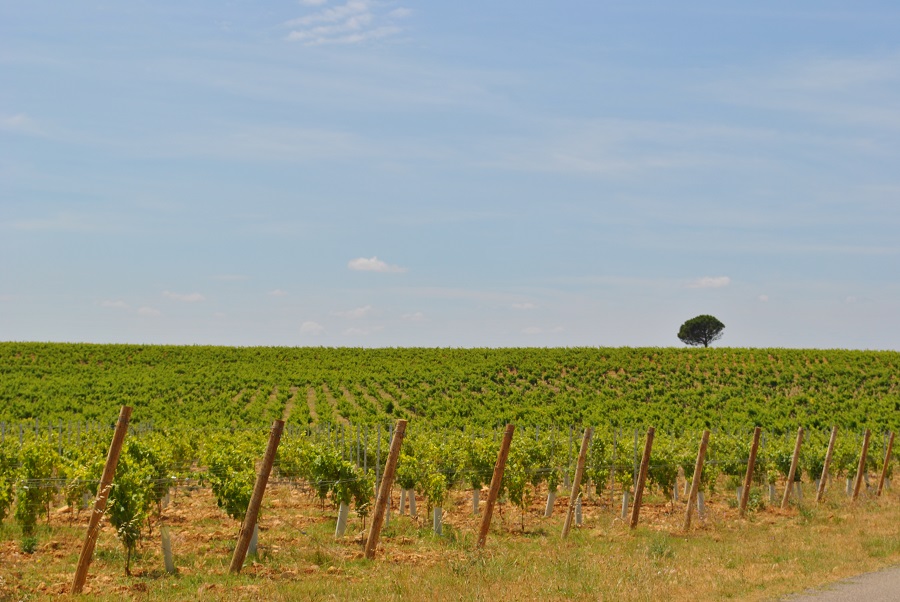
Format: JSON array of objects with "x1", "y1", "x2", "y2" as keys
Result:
[
  {"x1": 758, "y1": 294, "x2": 769, "y2": 302},
  {"x1": 388, "y1": 8, "x2": 412, "y2": 19},
  {"x1": 163, "y1": 291, "x2": 206, "y2": 302},
  {"x1": 137, "y1": 306, "x2": 161, "y2": 317},
  {"x1": 401, "y1": 311, "x2": 425, "y2": 321},
  {"x1": 343, "y1": 325, "x2": 384, "y2": 336},
  {"x1": 285, "y1": 0, "x2": 409, "y2": 46},
  {"x1": 299, "y1": 0, "x2": 328, "y2": 5},
  {"x1": 268, "y1": 289, "x2": 289, "y2": 297},
  {"x1": 100, "y1": 300, "x2": 129, "y2": 309},
  {"x1": 523, "y1": 325, "x2": 564, "y2": 335},
  {"x1": 300, "y1": 321, "x2": 325, "y2": 334},
  {"x1": 12, "y1": 213, "x2": 98, "y2": 232},
  {"x1": 687, "y1": 276, "x2": 731, "y2": 289},
  {"x1": 709, "y1": 56, "x2": 900, "y2": 131},
  {"x1": 334, "y1": 305, "x2": 373, "y2": 319},
  {"x1": 1, "y1": 113, "x2": 40, "y2": 135},
  {"x1": 348, "y1": 256, "x2": 407, "y2": 273},
  {"x1": 512, "y1": 302, "x2": 537, "y2": 310}
]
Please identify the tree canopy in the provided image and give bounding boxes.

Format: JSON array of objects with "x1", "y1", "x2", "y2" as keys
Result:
[{"x1": 677, "y1": 315, "x2": 725, "y2": 347}]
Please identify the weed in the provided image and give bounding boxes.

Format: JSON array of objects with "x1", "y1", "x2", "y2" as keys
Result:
[
  {"x1": 19, "y1": 535, "x2": 37, "y2": 554},
  {"x1": 797, "y1": 505, "x2": 815, "y2": 525},
  {"x1": 646, "y1": 533, "x2": 674, "y2": 560}
]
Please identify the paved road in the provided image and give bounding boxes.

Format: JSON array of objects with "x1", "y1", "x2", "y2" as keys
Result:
[{"x1": 782, "y1": 564, "x2": 900, "y2": 601}]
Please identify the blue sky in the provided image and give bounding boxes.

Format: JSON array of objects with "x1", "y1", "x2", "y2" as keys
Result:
[{"x1": 2, "y1": 1, "x2": 899, "y2": 348}]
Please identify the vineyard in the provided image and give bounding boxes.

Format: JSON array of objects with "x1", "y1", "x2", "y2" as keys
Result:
[
  {"x1": 0, "y1": 343, "x2": 898, "y2": 599},
  {"x1": 1, "y1": 343, "x2": 899, "y2": 430}
]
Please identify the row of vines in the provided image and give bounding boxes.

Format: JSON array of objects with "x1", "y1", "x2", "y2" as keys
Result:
[
  {"x1": 1, "y1": 421, "x2": 895, "y2": 571},
  {"x1": 1, "y1": 343, "x2": 899, "y2": 430}
]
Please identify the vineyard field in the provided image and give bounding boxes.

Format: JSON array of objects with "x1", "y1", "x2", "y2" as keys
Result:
[
  {"x1": 1, "y1": 343, "x2": 898, "y2": 431},
  {"x1": 0, "y1": 343, "x2": 898, "y2": 600}
]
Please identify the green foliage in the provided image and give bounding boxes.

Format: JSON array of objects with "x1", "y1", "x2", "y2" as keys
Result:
[
  {"x1": 677, "y1": 315, "x2": 725, "y2": 348},
  {"x1": 648, "y1": 434, "x2": 691, "y2": 499},
  {"x1": 58, "y1": 439, "x2": 106, "y2": 514},
  {"x1": 201, "y1": 435, "x2": 257, "y2": 521},
  {"x1": 463, "y1": 435, "x2": 497, "y2": 491},
  {"x1": 15, "y1": 439, "x2": 57, "y2": 540},
  {"x1": 501, "y1": 443, "x2": 530, "y2": 525},
  {"x1": 396, "y1": 451, "x2": 420, "y2": 491},
  {"x1": 303, "y1": 443, "x2": 372, "y2": 518},
  {"x1": 0, "y1": 442, "x2": 18, "y2": 524},
  {"x1": 763, "y1": 434, "x2": 804, "y2": 483},
  {"x1": 276, "y1": 436, "x2": 315, "y2": 480},
  {"x1": 2, "y1": 343, "x2": 898, "y2": 433},
  {"x1": 586, "y1": 431, "x2": 632, "y2": 494},
  {"x1": 107, "y1": 439, "x2": 157, "y2": 575}
]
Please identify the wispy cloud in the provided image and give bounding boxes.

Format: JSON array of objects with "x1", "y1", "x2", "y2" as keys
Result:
[
  {"x1": 708, "y1": 55, "x2": 900, "y2": 131},
  {"x1": 169, "y1": 125, "x2": 379, "y2": 163},
  {"x1": 300, "y1": 321, "x2": 325, "y2": 334},
  {"x1": 268, "y1": 289, "x2": 289, "y2": 297},
  {"x1": 285, "y1": 0, "x2": 411, "y2": 46},
  {"x1": 348, "y1": 256, "x2": 407, "y2": 273},
  {"x1": 10, "y1": 213, "x2": 99, "y2": 232},
  {"x1": 100, "y1": 300, "x2": 130, "y2": 309},
  {"x1": 401, "y1": 311, "x2": 424, "y2": 321},
  {"x1": 137, "y1": 306, "x2": 161, "y2": 317},
  {"x1": 523, "y1": 326, "x2": 564, "y2": 335},
  {"x1": 687, "y1": 276, "x2": 731, "y2": 289},
  {"x1": 334, "y1": 305, "x2": 373, "y2": 319},
  {"x1": 343, "y1": 325, "x2": 384, "y2": 336},
  {"x1": 512, "y1": 302, "x2": 537, "y2": 310},
  {"x1": 0, "y1": 113, "x2": 41, "y2": 135},
  {"x1": 163, "y1": 291, "x2": 206, "y2": 302}
]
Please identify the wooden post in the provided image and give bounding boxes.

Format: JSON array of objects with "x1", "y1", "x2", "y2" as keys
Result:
[
  {"x1": 876, "y1": 432, "x2": 894, "y2": 497},
  {"x1": 851, "y1": 429, "x2": 871, "y2": 502},
  {"x1": 816, "y1": 426, "x2": 838, "y2": 504},
  {"x1": 365, "y1": 419, "x2": 407, "y2": 560},
  {"x1": 781, "y1": 427, "x2": 804, "y2": 509},
  {"x1": 476, "y1": 424, "x2": 515, "y2": 549},
  {"x1": 229, "y1": 419, "x2": 284, "y2": 573},
  {"x1": 739, "y1": 427, "x2": 762, "y2": 517},
  {"x1": 71, "y1": 406, "x2": 132, "y2": 594},
  {"x1": 562, "y1": 427, "x2": 593, "y2": 538},
  {"x1": 683, "y1": 430, "x2": 710, "y2": 531},
  {"x1": 629, "y1": 427, "x2": 655, "y2": 529}
]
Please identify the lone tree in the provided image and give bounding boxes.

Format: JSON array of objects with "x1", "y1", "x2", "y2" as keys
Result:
[{"x1": 678, "y1": 315, "x2": 725, "y2": 347}]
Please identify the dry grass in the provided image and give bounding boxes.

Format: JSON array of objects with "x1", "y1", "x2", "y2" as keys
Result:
[{"x1": 1, "y1": 483, "x2": 898, "y2": 601}]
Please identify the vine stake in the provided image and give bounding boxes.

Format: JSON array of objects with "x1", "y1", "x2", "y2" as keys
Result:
[
  {"x1": 875, "y1": 431, "x2": 894, "y2": 497},
  {"x1": 816, "y1": 426, "x2": 838, "y2": 504},
  {"x1": 683, "y1": 429, "x2": 710, "y2": 531},
  {"x1": 851, "y1": 429, "x2": 871, "y2": 502},
  {"x1": 739, "y1": 427, "x2": 761, "y2": 517},
  {"x1": 629, "y1": 426, "x2": 655, "y2": 529},
  {"x1": 562, "y1": 427, "x2": 592, "y2": 538},
  {"x1": 72, "y1": 406, "x2": 132, "y2": 594},
  {"x1": 230, "y1": 419, "x2": 284, "y2": 573},
  {"x1": 781, "y1": 427, "x2": 804, "y2": 509},
  {"x1": 477, "y1": 424, "x2": 515, "y2": 548},
  {"x1": 365, "y1": 419, "x2": 406, "y2": 559}
]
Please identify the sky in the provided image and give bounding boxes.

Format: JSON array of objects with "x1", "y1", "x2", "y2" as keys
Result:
[{"x1": 2, "y1": 1, "x2": 900, "y2": 349}]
